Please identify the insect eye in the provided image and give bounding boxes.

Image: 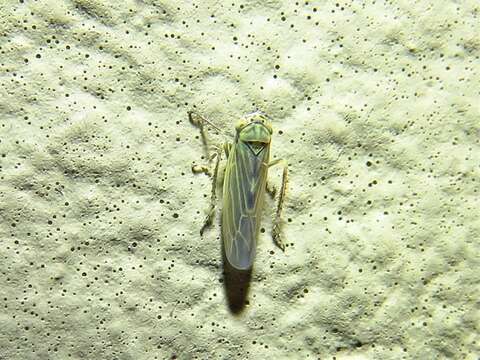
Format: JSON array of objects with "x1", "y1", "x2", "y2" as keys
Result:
[{"x1": 235, "y1": 120, "x2": 247, "y2": 131}]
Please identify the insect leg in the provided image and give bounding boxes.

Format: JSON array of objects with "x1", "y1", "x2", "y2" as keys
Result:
[
  {"x1": 200, "y1": 147, "x2": 222, "y2": 235},
  {"x1": 216, "y1": 142, "x2": 231, "y2": 187},
  {"x1": 192, "y1": 148, "x2": 220, "y2": 176},
  {"x1": 189, "y1": 110, "x2": 233, "y2": 173},
  {"x1": 189, "y1": 110, "x2": 234, "y2": 235},
  {"x1": 188, "y1": 110, "x2": 222, "y2": 234},
  {"x1": 268, "y1": 159, "x2": 288, "y2": 251}
]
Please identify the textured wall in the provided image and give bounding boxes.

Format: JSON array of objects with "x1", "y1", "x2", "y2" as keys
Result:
[{"x1": 0, "y1": 0, "x2": 479, "y2": 359}]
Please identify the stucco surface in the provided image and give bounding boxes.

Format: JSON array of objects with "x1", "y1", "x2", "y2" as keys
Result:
[{"x1": 0, "y1": 1, "x2": 479, "y2": 359}]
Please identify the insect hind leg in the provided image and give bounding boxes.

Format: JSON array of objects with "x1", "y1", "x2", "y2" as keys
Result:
[
  {"x1": 199, "y1": 148, "x2": 222, "y2": 235},
  {"x1": 269, "y1": 159, "x2": 288, "y2": 251}
]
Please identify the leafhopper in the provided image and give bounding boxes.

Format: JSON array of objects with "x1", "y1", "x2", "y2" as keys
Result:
[{"x1": 189, "y1": 110, "x2": 288, "y2": 270}]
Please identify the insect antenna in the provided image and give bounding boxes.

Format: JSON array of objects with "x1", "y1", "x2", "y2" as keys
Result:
[{"x1": 188, "y1": 110, "x2": 233, "y2": 139}]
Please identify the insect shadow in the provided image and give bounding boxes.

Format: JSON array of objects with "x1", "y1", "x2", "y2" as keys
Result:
[{"x1": 221, "y1": 244, "x2": 252, "y2": 314}]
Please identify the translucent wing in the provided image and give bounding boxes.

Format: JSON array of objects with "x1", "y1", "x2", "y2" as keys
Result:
[{"x1": 222, "y1": 140, "x2": 270, "y2": 270}]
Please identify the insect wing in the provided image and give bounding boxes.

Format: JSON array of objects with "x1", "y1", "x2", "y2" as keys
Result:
[{"x1": 222, "y1": 140, "x2": 270, "y2": 270}]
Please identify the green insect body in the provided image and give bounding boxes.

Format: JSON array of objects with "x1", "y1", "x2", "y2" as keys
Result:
[
  {"x1": 189, "y1": 111, "x2": 288, "y2": 271},
  {"x1": 222, "y1": 114, "x2": 273, "y2": 270}
]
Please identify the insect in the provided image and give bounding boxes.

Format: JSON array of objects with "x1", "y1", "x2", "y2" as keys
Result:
[{"x1": 188, "y1": 110, "x2": 288, "y2": 270}]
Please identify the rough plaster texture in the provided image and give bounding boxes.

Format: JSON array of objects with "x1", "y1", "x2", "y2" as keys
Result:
[{"x1": 0, "y1": 0, "x2": 479, "y2": 359}]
